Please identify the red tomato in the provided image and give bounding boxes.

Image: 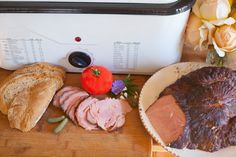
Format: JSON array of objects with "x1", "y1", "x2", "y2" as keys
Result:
[{"x1": 80, "y1": 65, "x2": 113, "y2": 95}]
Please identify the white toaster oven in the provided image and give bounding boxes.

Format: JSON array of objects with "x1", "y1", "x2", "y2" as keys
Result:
[{"x1": 0, "y1": 0, "x2": 195, "y2": 74}]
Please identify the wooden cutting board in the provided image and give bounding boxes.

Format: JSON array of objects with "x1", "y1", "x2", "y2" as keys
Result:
[{"x1": 0, "y1": 69, "x2": 173, "y2": 157}]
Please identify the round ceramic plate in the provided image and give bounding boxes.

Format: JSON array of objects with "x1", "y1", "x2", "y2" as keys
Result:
[{"x1": 139, "y1": 62, "x2": 236, "y2": 157}]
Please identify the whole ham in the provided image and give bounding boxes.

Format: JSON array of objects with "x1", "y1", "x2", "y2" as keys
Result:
[{"x1": 146, "y1": 66, "x2": 236, "y2": 152}]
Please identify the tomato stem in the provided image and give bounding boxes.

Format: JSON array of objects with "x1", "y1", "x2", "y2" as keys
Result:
[{"x1": 92, "y1": 68, "x2": 100, "y2": 77}]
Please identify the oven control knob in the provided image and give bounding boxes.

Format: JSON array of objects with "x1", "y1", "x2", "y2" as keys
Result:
[{"x1": 68, "y1": 51, "x2": 92, "y2": 68}]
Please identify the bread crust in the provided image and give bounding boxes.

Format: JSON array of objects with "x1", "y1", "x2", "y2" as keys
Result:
[
  {"x1": 8, "y1": 81, "x2": 58, "y2": 132},
  {"x1": 0, "y1": 63, "x2": 65, "y2": 115},
  {"x1": 10, "y1": 62, "x2": 66, "y2": 80}
]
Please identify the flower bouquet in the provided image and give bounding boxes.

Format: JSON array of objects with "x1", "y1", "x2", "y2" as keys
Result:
[{"x1": 185, "y1": 0, "x2": 236, "y2": 66}]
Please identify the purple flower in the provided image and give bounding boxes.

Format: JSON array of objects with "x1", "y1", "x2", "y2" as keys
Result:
[{"x1": 111, "y1": 80, "x2": 126, "y2": 95}]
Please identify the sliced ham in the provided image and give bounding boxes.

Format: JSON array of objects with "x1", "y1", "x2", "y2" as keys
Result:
[
  {"x1": 86, "y1": 105, "x2": 98, "y2": 125},
  {"x1": 53, "y1": 86, "x2": 73, "y2": 107},
  {"x1": 109, "y1": 115, "x2": 125, "y2": 132},
  {"x1": 53, "y1": 86, "x2": 81, "y2": 107},
  {"x1": 104, "y1": 116, "x2": 117, "y2": 131},
  {"x1": 119, "y1": 99, "x2": 132, "y2": 113},
  {"x1": 116, "y1": 115, "x2": 126, "y2": 128},
  {"x1": 75, "y1": 97, "x2": 99, "y2": 130},
  {"x1": 62, "y1": 91, "x2": 89, "y2": 124},
  {"x1": 67, "y1": 99, "x2": 83, "y2": 124},
  {"x1": 59, "y1": 90, "x2": 79, "y2": 107},
  {"x1": 90, "y1": 98, "x2": 131, "y2": 131},
  {"x1": 53, "y1": 86, "x2": 132, "y2": 132},
  {"x1": 146, "y1": 95, "x2": 186, "y2": 145},
  {"x1": 97, "y1": 110, "x2": 115, "y2": 130},
  {"x1": 61, "y1": 91, "x2": 89, "y2": 113}
]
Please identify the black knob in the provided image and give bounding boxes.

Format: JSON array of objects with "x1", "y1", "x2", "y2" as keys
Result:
[{"x1": 68, "y1": 51, "x2": 92, "y2": 68}]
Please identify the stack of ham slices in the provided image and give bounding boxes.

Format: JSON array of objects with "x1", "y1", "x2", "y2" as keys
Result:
[{"x1": 53, "y1": 86, "x2": 132, "y2": 131}]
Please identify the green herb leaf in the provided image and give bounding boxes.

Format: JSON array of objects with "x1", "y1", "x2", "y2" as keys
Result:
[{"x1": 109, "y1": 74, "x2": 140, "y2": 108}]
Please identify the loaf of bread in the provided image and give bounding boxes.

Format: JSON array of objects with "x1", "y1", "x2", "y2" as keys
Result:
[
  {"x1": 8, "y1": 81, "x2": 58, "y2": 132},
  {"x1": 0, "y1": 62, "x2": 66, "y2": 132}
]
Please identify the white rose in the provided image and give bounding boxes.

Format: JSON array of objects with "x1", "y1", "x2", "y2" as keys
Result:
[
  {"x1": 193, "y1": 0, "x2": 231, "y2": 21},
  {"x1": 213, "y1": 25, "x2": 236, "y2": 57}
]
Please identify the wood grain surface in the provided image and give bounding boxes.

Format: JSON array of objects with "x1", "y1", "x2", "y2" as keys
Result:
[
  {"x1": 0, "y1": 69, "x2": 153, "y2": 157},
  {"x1": 151, "y1": 139, "x2": 175, "y2": 157}
]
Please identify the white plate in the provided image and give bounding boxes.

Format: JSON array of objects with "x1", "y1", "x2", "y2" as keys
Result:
[{"x1": 139, "y1": 62, "x2": 236, "y2": 157}]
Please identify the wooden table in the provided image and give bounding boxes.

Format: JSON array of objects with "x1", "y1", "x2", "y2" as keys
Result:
[{"x1": 0, "y1": 47, "x2": 203, "y2": 157}]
